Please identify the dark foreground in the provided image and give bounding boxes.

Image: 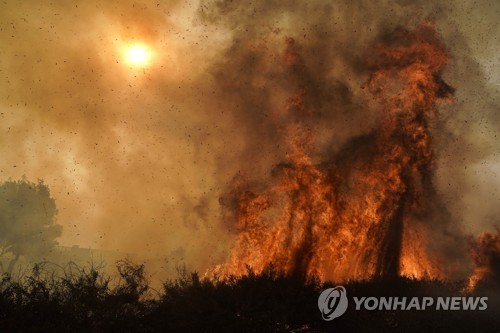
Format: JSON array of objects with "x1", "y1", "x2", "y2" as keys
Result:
[{"x1": 0, "y1": 262, "x2": 499, "y2": 332}]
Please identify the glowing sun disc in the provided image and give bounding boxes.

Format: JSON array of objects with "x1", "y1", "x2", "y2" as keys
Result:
[{"x1": 126, "y1": 45, "x2": 150, "y2": 66}]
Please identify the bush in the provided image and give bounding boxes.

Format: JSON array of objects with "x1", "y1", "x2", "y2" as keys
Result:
[{"x1": 0, "y1": 262, "x2": 499, "y2": 332}]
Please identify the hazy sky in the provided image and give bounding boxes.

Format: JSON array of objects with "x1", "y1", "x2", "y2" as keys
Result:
[{"x1": 1, "y1": 0, "x2": 499, "y2": 276}]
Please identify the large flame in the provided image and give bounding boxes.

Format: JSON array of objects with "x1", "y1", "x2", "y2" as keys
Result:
[{"x1": 216, "y1": 23, "x2": 455, "y2": 282}]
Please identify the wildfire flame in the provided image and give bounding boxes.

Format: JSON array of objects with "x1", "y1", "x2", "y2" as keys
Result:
[
  {"x1": 216, "y1": 23, "x2": 456, "y2": 282},
  {"x1": 467, "y1": 229, "x2": 500, "y2": 291}
]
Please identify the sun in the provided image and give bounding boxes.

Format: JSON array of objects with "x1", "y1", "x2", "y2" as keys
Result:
[{"x1": 125, "y1": 45, "x2": 150, "y2": 66}]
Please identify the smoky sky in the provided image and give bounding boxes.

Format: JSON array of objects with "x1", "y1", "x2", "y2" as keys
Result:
[{"x1": 0, "y1": 0, "x2": 499, "y2": 278}]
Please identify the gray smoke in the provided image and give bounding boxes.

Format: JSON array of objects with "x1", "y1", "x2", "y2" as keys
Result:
[{"x1": 0, "y1": 0, "x2": 498, "y2": 280}]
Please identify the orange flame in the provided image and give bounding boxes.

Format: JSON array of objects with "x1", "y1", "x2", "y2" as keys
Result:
[
  {"x1": 216, "y1": 23, "x2": 454, "y2": 282},
  {"x1": 466, "y1": 229, "x2": 500, "y2": 291}
]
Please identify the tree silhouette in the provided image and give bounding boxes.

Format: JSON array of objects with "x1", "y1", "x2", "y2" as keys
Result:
[{"x1": 0, "y1": 179, "x2": 62, "y2": 275}]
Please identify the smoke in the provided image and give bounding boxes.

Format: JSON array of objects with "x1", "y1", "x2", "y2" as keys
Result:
[
  {"x1": 468, "y1": 229, "x2": 500, "y2": 290},
  {"x1": 0, "y1": 0, "x2": 499, "y2": 280},
  {"x1": 0, "y1": 0, "x2": 232, "y2": 277},
  {"x1": 201, "y1": 0, "x2": 500, "y2": 279}
]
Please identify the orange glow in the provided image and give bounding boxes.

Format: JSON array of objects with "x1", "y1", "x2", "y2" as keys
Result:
[
  {"x1": 125, "y1": 44, "x2": 151, "y2": 66},
  {"x1": 466, "y1": 229, "x2": 500, "y2": 292},
  {"x1": 214, "y1": 23, "x2": 455, "y2": 282}
]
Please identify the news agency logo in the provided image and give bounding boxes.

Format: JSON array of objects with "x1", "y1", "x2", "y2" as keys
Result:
[
  {"x1": 317, "y1": 286, "x2": 348, "y2": 320},
  {"x1": 318, "y1": 286, "x2": 489, "y2": 321}
]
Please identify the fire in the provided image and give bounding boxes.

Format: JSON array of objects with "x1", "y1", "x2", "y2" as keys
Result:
[
  {"x1": 467, "y1": 229, "x2": 500, "y2": 291},
  {"x1": 216, "y1": 23, "x2": 455, "y2": 282}
]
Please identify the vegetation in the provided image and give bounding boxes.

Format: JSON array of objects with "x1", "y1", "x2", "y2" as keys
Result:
[
  {"x1": 0, "y1": 179, "x2": 61, "y2": 275},
  {"x1": 0, "y1": 262, "x2": 499, "y2": 332}
]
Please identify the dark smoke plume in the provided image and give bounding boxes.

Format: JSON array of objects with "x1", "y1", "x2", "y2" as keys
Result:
[{"x1": 0, "y1": 0, "x2": 499, "y2": 281}]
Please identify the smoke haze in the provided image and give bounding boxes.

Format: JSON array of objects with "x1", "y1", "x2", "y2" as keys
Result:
[{"x1": 0, "y1": 0, "x2": 499, "y2": 279}]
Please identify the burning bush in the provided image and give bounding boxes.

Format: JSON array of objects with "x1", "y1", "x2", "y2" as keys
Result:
[
  {"x1": 468, "y1": 228, "x2": 500, "y2": 291},
  {"x1": 217, "y1": 23, "x2": 460, "y2": 283}
]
